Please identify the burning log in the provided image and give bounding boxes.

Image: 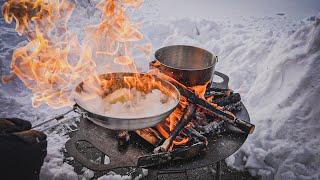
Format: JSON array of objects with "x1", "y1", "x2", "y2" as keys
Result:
[
  {"x1": 135, "y1": 128, "x2": 162, "y2": 146},
  {"x1": 152, "y1": 72, "x2": 255, "y2": 134},
  {"x1": 154, "y1": 103, "x2": 196, "y2": 153}
]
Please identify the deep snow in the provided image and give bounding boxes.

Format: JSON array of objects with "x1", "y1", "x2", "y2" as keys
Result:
[{"x1": 0, "y1": 0, "x2": 320, "y2": 179}]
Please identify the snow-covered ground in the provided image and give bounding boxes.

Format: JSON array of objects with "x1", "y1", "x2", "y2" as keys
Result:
[{"x1": 1, "y1": 0, "x2": 320, "y2": 179}]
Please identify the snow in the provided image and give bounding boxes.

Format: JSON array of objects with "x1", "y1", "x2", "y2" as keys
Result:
[
  {"x1": 97, "y1": 173, "x2": 131, "y2": 180},
  {"x1": 225, "y1": 17, "x2": 320, "y2": 180},
  {"x1": 40, "y1": 131, "x2": 78, "y2": 180},
  {"x1": 81, "y1": 167, "x2": 95, "y2": 179},
  {"x1": 96, "y1": 170, "x2": 148, "y2": 180},
  {"x1": 1, "y1": 0, "x2": 320, "y2": 179}
]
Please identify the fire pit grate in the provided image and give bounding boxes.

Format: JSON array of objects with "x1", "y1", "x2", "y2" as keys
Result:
[{"x1": 65, "y1": 71, "x2": 251, "y2": 180}]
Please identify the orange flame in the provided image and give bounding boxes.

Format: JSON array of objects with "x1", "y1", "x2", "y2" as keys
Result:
[
  {"x1": 144, "y1": 70, "x2": 204, "y2": 146},
  {"x1": 2, "y1": 0, "x2": 150, "y2": 108},
  {"x1": 2, "y1": 0, "x2": 225, "y2": 149},
  {"x1": 148, "y1": 70, "x2": 224, "y2": 147},
  {"x1": 155, "y1": 95, "x2": 190, "y2": 146}
]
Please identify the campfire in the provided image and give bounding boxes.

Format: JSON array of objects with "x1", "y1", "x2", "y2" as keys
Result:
[
  {"x1": 65, "y1": 65, "x2": 254, "y2": 170},
  {"x1": 68, "y1": 61, "x2": 254, "y2": 169},
  {"x1": 2, "y1": 0, "x2": 254, "y2": 175},
  {"x1": 133, "y1": 70, "x2": 244, "y2": 154}
]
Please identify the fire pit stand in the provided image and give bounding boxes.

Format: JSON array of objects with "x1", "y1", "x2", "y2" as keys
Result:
[{"x1": 65, "y1": 71, "x2": 251, "y2": 180}]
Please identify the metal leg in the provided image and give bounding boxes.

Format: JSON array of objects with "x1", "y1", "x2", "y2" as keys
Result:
[
  {"x1": 145, "y1": 170, "x2": 158, "y2": 180},
  {"x1": 100, "y1": 152, "x2": 105, "y2": 164},
  {"x1": 184, "y1": 170, "x2": 189, "y2": 180},
  {"x1": 216, "y1": 161, "x2": 221, "y2": 180}
]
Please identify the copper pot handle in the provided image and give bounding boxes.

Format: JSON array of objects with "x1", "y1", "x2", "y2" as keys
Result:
[{"x1": 212, "y1": 71, "x2": 229, "y2": 89}]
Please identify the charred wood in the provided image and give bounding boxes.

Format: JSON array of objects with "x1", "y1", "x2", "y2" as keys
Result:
[
  {"x1": 154, "y1": 103, "x2": 196, "y2": 153},
  {"x1": 201, "y1": 120, "x2": 226, "y2": 135},
  {"x1": 205, "y1": 89, "x2": 233, "y2": 99},
  {"x1": 212, "y1": 93, "x2": 241, "y2": 106},
  {"x1": 138, "y1": 142, "x2": 206, "y2": 168},
  {"x1": 159, "y1": 76, "x2": 255, "y2": 134},
  {"x1": 223, "y1": 101, "x2": 242, "y2": 112},
  {"x1": 183, "y1": 128, "x2": 208, "y2": 146},
  {"x1": 135, "y1": 128, "x2": 161, "y2": 146}
]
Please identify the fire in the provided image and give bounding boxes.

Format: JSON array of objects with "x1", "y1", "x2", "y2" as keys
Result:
[
  {"x1": 142, "y1": 70, "x2": 208, "y2": 147},
  {"x1": 2, "y1": 0, "x2": 150, "y2": 108},
  {"x1": 155, "y1": 95, "x2": 190, "y2": 146},
  {"x1": 2, "y1": 0, "x2": 220, "y2": 150},
  {"x1": 190, "y1": 82, "x2": 210, "y2": 99},
  {"x1": 114, "y1": 56, "x2": 133, "y2": 65}
]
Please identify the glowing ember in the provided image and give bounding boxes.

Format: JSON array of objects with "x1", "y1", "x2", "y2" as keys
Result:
[{"x1": 145, "y1": 70, "x2": 221, "y2": 147}]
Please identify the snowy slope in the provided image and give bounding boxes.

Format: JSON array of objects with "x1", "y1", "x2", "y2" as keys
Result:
[{"x1": 1, "y1": 0, "x2": 320, "y2": 179}]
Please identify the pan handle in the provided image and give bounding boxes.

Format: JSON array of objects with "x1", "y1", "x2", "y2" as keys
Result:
[
  {"x1": 65, "y1": 134, "x2": 117, "y2": 171},
  {"x1": 211, "y1": 71, "x2": 229, "y2": 89}
]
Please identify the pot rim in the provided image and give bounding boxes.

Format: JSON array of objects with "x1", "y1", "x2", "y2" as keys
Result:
[{"x1": 154, "y1": 45, "x2": 217, "y2": 71}]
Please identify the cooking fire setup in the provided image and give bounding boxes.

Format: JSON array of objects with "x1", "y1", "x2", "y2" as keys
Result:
[
  {"x1": 0, "y1": 0, "x2": 260, "y2": 179},
  {"x1": 42, "y1": 45, "x2": 256, "y2": 180}
]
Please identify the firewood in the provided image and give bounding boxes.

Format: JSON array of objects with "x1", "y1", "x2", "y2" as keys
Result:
[
  {"x1": 153, "y1": 73, "x2": 255, "y2": 134},
  {"x1": 154, "y1": 103, "x2": 196, "y2": 153}
]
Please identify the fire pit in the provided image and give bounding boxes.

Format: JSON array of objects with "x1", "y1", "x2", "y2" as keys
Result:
[
  {"x1": 1, "y1": 0, "x2": 254, "y2": 178},
  {"x1": 66, "y1": 45, "x2": 254, "y2": 178},
  {"x1": 66, "y1": 95, "x2": 249, "y2": 179}
]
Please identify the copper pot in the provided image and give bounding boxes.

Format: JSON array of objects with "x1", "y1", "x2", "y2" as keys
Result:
[{"x1": 152, "y1": 45, "x2": 218, "y2": 87}]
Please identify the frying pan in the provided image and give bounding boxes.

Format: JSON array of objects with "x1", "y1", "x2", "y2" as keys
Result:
[{"x1": 74, "y1": 72, "x2": 180, "y2": 130}]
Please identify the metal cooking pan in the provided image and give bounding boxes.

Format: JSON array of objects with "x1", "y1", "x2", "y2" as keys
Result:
[
  {"x1": 153, "y1": 45, "x2": 218, "y2": 87},
  {"x1": 73, "y1": 72, "x2": 180, "y2": 130}
]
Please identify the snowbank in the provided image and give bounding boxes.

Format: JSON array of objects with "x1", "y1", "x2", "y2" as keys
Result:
[{"x1": 237, "y1": 17, "x2": 320, "y2": 180}]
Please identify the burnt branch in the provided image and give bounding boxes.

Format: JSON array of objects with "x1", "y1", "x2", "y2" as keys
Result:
[
  {"x1": 212, "y1": 93, "x2": 241, "y2": 106},
  {"x1": 162, "y1": 77, "x2": 255, "y2": 134},
  {"x1": 135, "y1": 128, "x2": 163, "y2": 146},
  {"x1": 154, "y1": 103, "x2": 196, "y2": 153}
]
